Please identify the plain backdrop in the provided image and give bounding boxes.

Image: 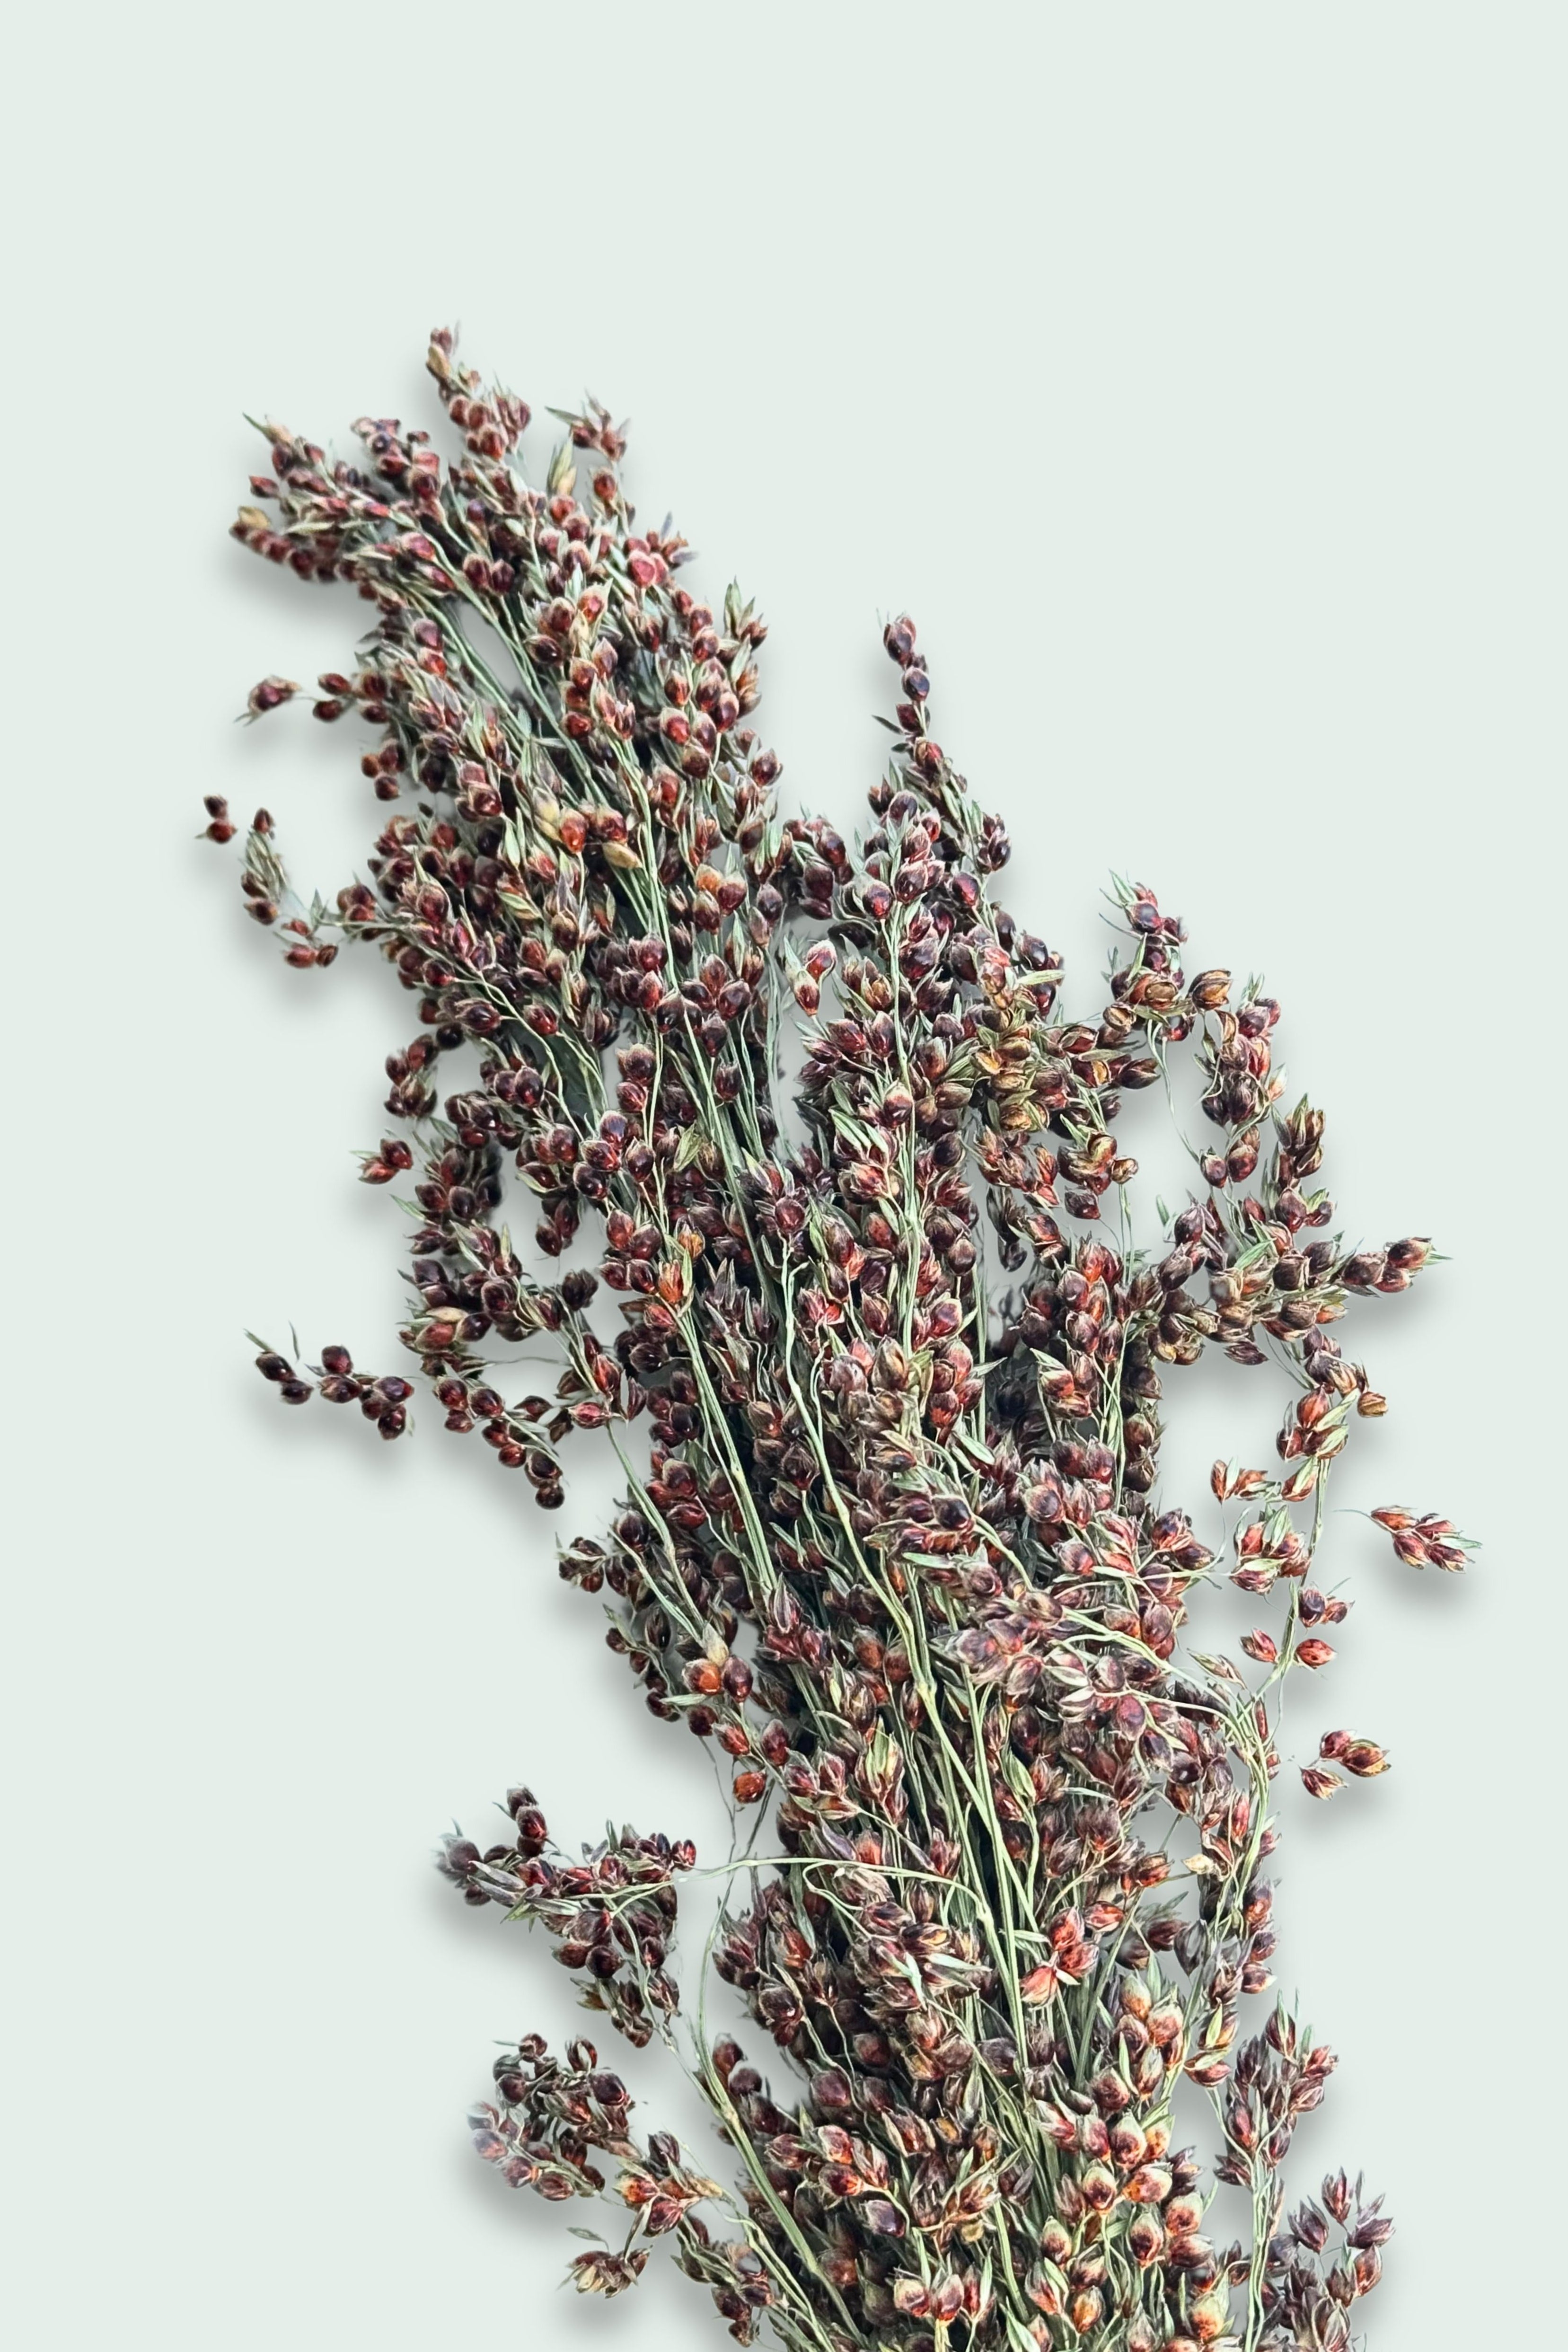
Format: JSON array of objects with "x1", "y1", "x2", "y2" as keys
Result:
[{"x1": 4, "y1": 6, "x2": 1561, "y2": 2347}]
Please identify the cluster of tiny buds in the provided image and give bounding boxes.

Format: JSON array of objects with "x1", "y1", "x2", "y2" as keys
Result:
[
  {"x1": 1301, "y1": 1731, "x2": 1391, "y2": 1802},
  {"x1": 251, "y1": 1339, "x2": 411, "y2": 1438},
  {"x1": 1370, "y1": 1505, "x2": 1474, "y2": 1572}
]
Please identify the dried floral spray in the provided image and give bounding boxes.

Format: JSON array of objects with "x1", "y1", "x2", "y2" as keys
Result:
[{"x1": 212, "y1": 331, "x2": 1471, "y2": 2352}]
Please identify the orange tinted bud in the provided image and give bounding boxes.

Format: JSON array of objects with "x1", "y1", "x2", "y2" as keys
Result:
[
  {"x1": 1191, "y1": 2291, "x2": 1232, "y2": 2343},
  {"x1": 1019, "y1": 1964, "x2": 1059, "y2": 2003}
]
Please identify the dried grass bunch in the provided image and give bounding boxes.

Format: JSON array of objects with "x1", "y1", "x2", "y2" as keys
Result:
[{"x1": 211, "y1": 331, "x2": 1468, "y2": 2352}]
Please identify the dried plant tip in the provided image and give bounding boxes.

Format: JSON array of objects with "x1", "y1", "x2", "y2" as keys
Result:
[
  {"x1": 1372, "y1": 1506, "x2": 1476, "y2": 1571},
  {"x1": 1340, "y1": 1737, "x2": 1391, "y2": 1777},
  {"x1": 244, "y1": 675, "x2": 300, "y2": 720}
]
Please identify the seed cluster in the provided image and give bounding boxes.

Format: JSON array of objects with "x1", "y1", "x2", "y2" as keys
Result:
[{"x1": 217, "y1": 333, "x2": 1468, "y2": 2352}]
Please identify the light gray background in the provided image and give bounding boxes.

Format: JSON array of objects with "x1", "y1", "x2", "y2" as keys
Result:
[{"x1": 6, "y1": 6, "x2": 1561, "y2": 2346}]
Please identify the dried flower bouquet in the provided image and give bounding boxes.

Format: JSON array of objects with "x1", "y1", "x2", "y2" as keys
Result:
[{"x1": 211, "y1": 331, "x2": 1468, "y2": 2352}]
